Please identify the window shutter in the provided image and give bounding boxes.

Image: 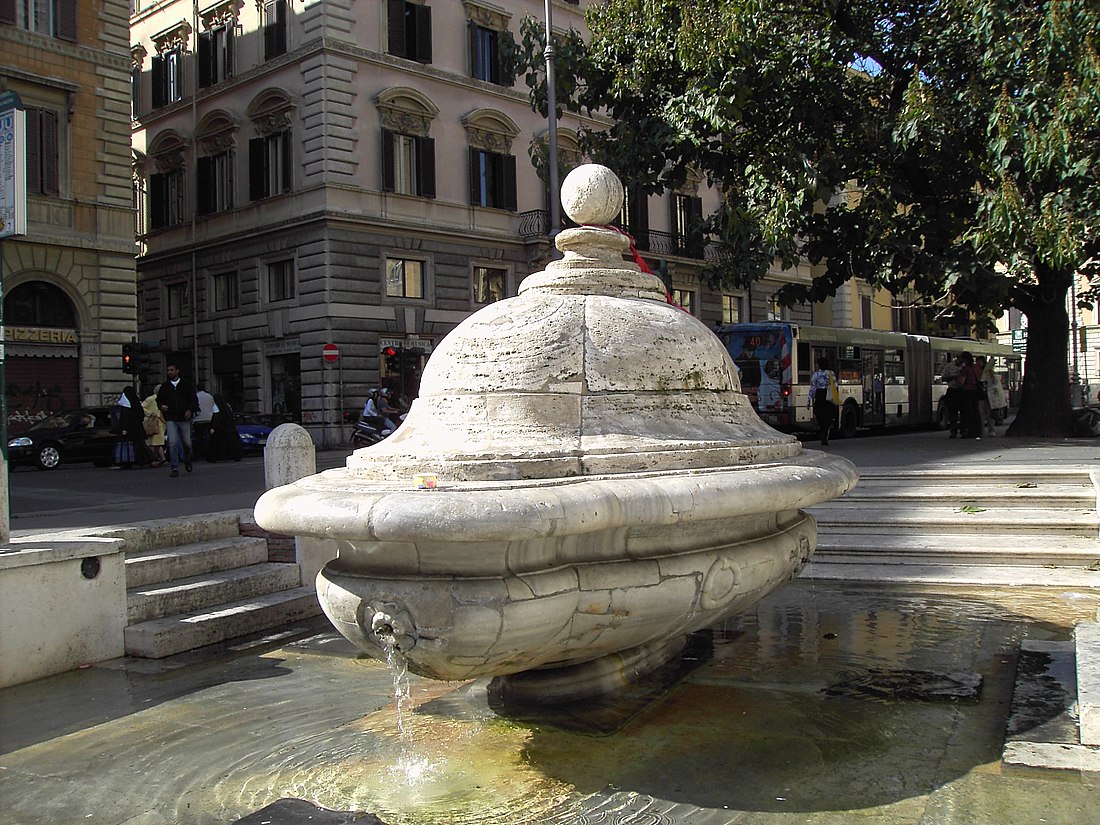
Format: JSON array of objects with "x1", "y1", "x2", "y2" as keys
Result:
[
  {"x1": 281, "y1": 131, "x2": 292, "y2": 193},
  {"x1": 264, "y1": 0, "x2": 287, "y2": 59},
  {"x1": 414, "y1": 3, "x2": 432, "y2": 63},
  {"x1": 502, "y1": 153, "x2": 517, "y2": 212},
  {"x1": 275, "y1": 0, "x2": 287, "y2": 55},
  {"x1": 225, "y1": 29, "x2": 234, "y2": 78},
  {"x1": 151, "y1": 55, "x2": 165, "y2": 108},
  {"x1": 468, "y1": 148, "x2": 481, "y2": 206},
  {"x1": 380, "y1": 129, "x2": 395, "y2": 193},
  {"x1": 196, "y1": 156, "x2": 213, "y2": 215},
  {"x1": 0, "y1": 0, "x2": 16, "y2": 26},
  {"x1": 689, "y1": 196, "x2": 704, "y2": 256},
  {"x1": 198, "y1": 31, "x2": 213, "y2": 88},
  {"x1": 249, "y1": 137, "x2": 265, "y2": 200},
  {"x1": 25, "y1": 109, "x2": 42, "y2": 195},
  {"x1": 467, "y1": 21, "x2": 477, "y2": 79},
  {"x1": 149, "y1": 173, "x2": 166, "y2": 230},
  {"x1": 387, "y1": 0, "x2": 406, "y2": 58},
  {"x1": 56, "y1": 0, "x2": 77, "y2": 42},
  {"x1": 419, "y1": 136, "x2": 435, "y2": 199},
  {"x1": 40, "y1": 109, "x2": 58, "y2": 195},
  {"x1": 631, "y1": 189, "x2": 650, "y2": 250},
  {"x1": 498, "y1": 31, "x2": 515, "y2": 86}
]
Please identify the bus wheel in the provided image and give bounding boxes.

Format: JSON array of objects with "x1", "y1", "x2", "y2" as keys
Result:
[{"x1": 838, "y1": 403, "x2": 859, "y2": 439}]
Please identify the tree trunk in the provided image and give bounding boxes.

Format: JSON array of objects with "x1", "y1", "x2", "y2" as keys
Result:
[{"x1": 1006, "y1": 284, "x2": 1074, "y2": 438}]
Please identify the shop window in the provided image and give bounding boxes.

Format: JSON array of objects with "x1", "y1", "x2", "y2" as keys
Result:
[
  {"x1": 385, "y1": 258, "x2": 424, "y2": 299},
  {"x1": 269, "y1": 353, "x2": 301, "y2": 420}
]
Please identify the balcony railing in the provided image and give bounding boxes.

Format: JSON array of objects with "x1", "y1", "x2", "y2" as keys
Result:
[{"x1": 518, "y1": 210, "x2": 728, "y2": 263}]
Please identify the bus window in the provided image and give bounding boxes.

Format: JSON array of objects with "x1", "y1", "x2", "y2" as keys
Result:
[
  {"x1": 885, "y1": 349, "x2": 906, "y2": 384},
  {"x1": 800, "y1": 344, "x2": 837, "y2": 382}
]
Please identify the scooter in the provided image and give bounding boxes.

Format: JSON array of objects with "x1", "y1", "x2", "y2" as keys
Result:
[{"x1": 351, "y1": 414, "x2": 391, "y2": 448}]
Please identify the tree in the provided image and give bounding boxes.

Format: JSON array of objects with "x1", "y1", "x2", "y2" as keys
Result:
[{"x1": 519, "y1": 0, "x2": 1100, "y2": 437}]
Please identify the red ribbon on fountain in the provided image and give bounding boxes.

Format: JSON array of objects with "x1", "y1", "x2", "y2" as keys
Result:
[{"x1": 586, "y1": 224, "x2": 681, "y2": 307}]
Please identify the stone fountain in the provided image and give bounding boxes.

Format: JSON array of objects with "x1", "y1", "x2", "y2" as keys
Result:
[{"x1": 255, "y1": 164, "x2": 857, "y2": 704}]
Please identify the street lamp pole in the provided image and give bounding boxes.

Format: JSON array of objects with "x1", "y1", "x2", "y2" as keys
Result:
[{"x1": 544, "y1": 0, "x2": 560, "y2": 248}]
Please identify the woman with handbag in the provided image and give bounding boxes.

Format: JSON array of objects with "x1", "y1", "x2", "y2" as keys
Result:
[
  {"x1": 115, "y1": 386, "x2": 153, "y2": 469},
  {"x1": 808, "y1": 357, "x2": 840, "y2": 445}
]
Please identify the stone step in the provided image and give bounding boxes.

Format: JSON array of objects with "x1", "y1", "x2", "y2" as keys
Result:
[
  {"x1": 810, "y1": 505, "x2": 1098, "y2": 537},
  {"x1": 1076, "y1": 622, "x2": 1100, "y2": 746},
  {"x1": 854, "y1": 466, "x2": 1096, "y2": 486},
  {"x1": 124, "y1": 586, "x2": 323, "y2": 659},
  {"x1": 125, "y1": 536, "x2": 270, "y2": 588},
  {"x1": 79, "y1": 511, "x2": 247, "y2": 554},
  {"x1": 834, "y1": 483, "x2": 1095, "y2": 509},
  {"x1": 127, "y1": 563, "x2": 302, "y2": 624},
  {"x1": 814, "y1": 533, "x2": 1100, "y2": 568},
  {"x1": 805, "y1": 561, "x2": 1100, "y2": 589}
]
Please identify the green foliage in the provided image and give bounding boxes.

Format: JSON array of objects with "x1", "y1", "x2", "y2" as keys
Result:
[{"x1": 515, "y1": 0, "x2": 1099, "y2": 323}]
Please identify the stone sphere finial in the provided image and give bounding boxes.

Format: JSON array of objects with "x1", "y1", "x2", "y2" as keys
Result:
[{"x1": 561, "y1": 164, "x2": 625, "y2": 226}]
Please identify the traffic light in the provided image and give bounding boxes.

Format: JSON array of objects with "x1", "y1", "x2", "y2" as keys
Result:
[
  {"x1": 383, "y1": 345, "x2": 402, "y2": 374},
  {"x1": 122, "y1": 343, "x2": 137, "y2": 375},
  {"x1": 402, "y1": 347, "x2": 424, "y2": 373}
]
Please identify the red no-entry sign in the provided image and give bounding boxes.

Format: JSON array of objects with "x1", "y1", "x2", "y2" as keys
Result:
[{"x1": 322, "y1": 343, "x2": 339, "y2": 363}]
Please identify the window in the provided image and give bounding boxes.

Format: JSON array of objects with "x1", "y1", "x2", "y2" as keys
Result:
[
  {"x1": 268, "y1": 259, "x2": 295, "y2": 302},
  {"x1": 149, "y1": 168, "x2": 183, "y2": 229},
  {"x1": 249, "y1": 131, "x2": 291, "y2": 200},
  {"x1": 620, "y1": 187, "x2": 649, "y2": 250},
  {"x1": 152, "y1": 48, "x2": 183, "y2": 107},
  {"x1": 197, "y1": 151, "x2": 234, "y2": 215},
  {"x1": 672, "y1": 289, "x2": 696, "y2": 315},
  {"x1": 386, "y1": 258, "x2": 424, "y2": 299},
  {"x1": 24, "y1": 107, "x2": 59, "y2": 196},
  {"x1": 671, "y1": 193, "x2": 703, "y2": 257},
  {"x1": 722, "y1": 294, "x2": 743, "y2": 324},
  {"x1": 212, "y1": 271, "x2": 239, "y2": 313},
  {"x1": 473, "y1": 266, "x2": 506, "y2": 304},
  {"x1": 198, "y1": 24, "x2": 233, "y2": 88},
  {"x1": 167, "y1": 282, "x2": 190, "y2": 320},
  {"x1": 469, "y1": 23, "x2": 513, "y2": 86},
  {"x1": 381, "y1": 130, "x2": 434, "y2": 198},
  {"x1": 469, "y1": 149, "x2": 517, "y2": 211},
  {"x1": 387, "y1": 0, "x2": 431, "y2": 63},
  {"x1": 1, "y1": 0, "x2": 76, "y2": 40},
  {"x1": 861, "y1": 294, "x2": 873, "y2": 329},
  {"x1": 263, "y1": 0, "x2": 287, "y2": 60}
]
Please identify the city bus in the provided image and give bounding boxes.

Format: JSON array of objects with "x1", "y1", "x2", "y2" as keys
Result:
[{"x1": 714, "y1": 322, "x2": 1022, "y2": 437}]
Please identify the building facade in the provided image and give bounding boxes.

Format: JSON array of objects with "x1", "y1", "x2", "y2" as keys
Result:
[
  {"x1": 131, "y1": 0, "x2": 820, "y2": 446},
  {"x1": 1, "y1": 0, "x2": 136, "y2": 433}
]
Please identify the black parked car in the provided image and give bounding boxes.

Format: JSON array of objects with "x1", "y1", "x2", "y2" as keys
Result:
[{"x1": 7, "y1": 407, "x2": 118, "y2": 470}]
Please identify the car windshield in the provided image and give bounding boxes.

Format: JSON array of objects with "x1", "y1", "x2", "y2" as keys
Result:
[{"x1": 29, "y1": 411, "x2": 80, "y2": 430}]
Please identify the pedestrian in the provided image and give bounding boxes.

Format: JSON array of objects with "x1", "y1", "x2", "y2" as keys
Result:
[
  {"x1": 206, "y1": 395, "x2": 244, "y2": 463},
  {"x1": 941, "y1": 354, "x2": 963, "y2": 437},
  {"x1": 193, "y1": 384, "x2": 216, "y2": 459},
  {"x1": 957, "y1": 351, "x2": 982, "y2": 439},
  {"x1": 807, "y1": 357, "x2": 840, "y2": 445},
  {"x1": 142, "y1": 386, "x2": 167, "y2": 466},
  {"x1": 156, "y1": 362, "x2": 200, "y2": 477},
  {"x1": 114, "y1": 385, "x2": 153, "y2": 469},
  {"x1": 975, "y1": 355, "x2": 998, "y2": 436}
]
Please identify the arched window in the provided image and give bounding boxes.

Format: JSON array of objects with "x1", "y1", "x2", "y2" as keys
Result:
[
  {"x1": 195, "y1": 110, "x2": 239, "y2": 215},
  {"x1": 374, "y1": 87, "x2": 438, "y2": 198},
  {"x1": 147, "y1": 130, "x2": 189, "y2": 229},
  {"x1": 3, "y1": 282, "x2": 77, "y2": 329},
  {"x1": 247, "y1": 89, "x2": 296, "y2": 200}
]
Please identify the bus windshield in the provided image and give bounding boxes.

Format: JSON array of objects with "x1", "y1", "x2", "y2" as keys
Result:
[{"x1": 718, "y1": 324, "x2": 794, "y2": 412}]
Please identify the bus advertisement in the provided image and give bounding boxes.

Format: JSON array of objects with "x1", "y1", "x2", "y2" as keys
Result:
[{"x1": 715, "y1": 322, "x2": 1021, "y2": 437}]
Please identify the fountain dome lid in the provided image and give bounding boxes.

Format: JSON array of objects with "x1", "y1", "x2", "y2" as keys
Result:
[{"x1": 343, "y1": 164, "x2": 799, "y2": 483}]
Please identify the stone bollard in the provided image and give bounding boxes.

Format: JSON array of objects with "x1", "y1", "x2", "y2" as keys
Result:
[
  {"x1": 261, "y1": 423, "x2": 336, "y2": 590},
  {"x1": 263, "y1": 423, "x2": 316, "y2": 490}
]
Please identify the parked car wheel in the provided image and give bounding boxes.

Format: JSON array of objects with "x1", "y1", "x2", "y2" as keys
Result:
[{"x1": 36, "y1": 443, "x2": 62, "y2": 470}]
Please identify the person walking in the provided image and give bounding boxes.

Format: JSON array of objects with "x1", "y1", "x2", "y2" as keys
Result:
[
  {"x1": 206, "y1": 395, "x2": 245, "y2": 462},
  {"x1": 957, "y1": 351, "x2": 982, "y2": 439},
  {"x1": 142, "y1": 387, "x2": 167, "y2": 466},
  {"x1": 807, "y1": 357, "x2": 839, "y2": 445},
  {"x1": 976, "y1": 355, "x2": 998, "y2": 436},
  {"x1": 192, "y1": 384, "x2": 216, "y2": 459},
  {"x1": 941, "y1": 354, "x2": 963, "y2": 437},
  {"x1": 156, "y1": 362, "x2": 200, "y2": 477}
]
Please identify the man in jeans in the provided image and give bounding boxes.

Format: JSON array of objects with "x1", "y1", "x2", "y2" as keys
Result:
[{"x1": 156, "y1": 362, "x2": 200, "y2": 477}]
